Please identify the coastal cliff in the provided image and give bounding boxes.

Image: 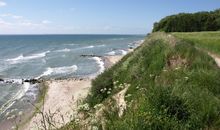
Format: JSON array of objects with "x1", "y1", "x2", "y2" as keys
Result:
[{"x1": 60, "y1": 32, "x2": 220, "y2": 130}]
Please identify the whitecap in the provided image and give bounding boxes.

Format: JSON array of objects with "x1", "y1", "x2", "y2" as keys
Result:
[
  {"x1": 97, "y1": 44, "x2": 105, "y2": 47},
  {"x1": 106, "y1": 51, "x2": 116, "y2": 56},
  {"x1": 84, "y1": 45, "x2": 94, "y2": 49},
  {"x1": 120, "y1": 50, "x2": 127, "y2": 55},
  {"x1": 55, "y1": 48, "x2": 71, "y2": 52},
  {"x1": 91, "y1": 57, "x2": 105, "y2": 74},
  {"x1": 37, "y1": 65, "x2": 78, "y2": 78},
  {"x1": 6, "y1": 51, "x2": 50, "y2": 64}
]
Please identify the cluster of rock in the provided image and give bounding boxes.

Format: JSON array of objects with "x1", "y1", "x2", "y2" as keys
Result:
[{"x1": 0, "y1": 78, "x2": 41, "y2": 84}]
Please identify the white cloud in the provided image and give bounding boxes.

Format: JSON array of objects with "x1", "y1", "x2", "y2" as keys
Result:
[
  {"x1": 12, "y1": 15, "x2": 23, "y2": 19},
  {"x1": 0, "y1": 13, "x2": 23, "y2": 19},
  {"x1": 42, "y1": 20, "x2": 51, "y2": 24},
  {"x1": 0, "y1": 1, "x2": 6, "y2": 7},
  {"x1": 0, "y1": 18, "x2": 11, "y2": 26}
]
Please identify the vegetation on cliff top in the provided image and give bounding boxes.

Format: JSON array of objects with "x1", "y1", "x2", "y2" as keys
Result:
[
  {"x1": 62, "y1": 32, "x2": 220, "y2": 130},
  {"x1": 153, "y1": 9, "x2": 220, "y2": 32},
  {"x1": 173, "y1": 31, "x2": 220, "y2": 55}
]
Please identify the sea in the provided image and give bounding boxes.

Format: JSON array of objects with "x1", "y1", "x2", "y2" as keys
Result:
[{"x1": 0, "y1": 34, "x2": 144, "y2": 125}]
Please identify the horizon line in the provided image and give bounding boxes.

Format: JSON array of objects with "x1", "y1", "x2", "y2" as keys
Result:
[{"x1": 0, "y1": 33, "x2": 147, "y2": 36}]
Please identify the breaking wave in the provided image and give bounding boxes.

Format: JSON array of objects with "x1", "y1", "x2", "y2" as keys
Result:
[{"x1": 6, "y1": 51, "x2": 50, "y2": 64}]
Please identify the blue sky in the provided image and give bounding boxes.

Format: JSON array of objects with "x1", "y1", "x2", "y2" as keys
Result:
[{"x1": 0, "y1": 0, "x2": 219, "y2": 34}]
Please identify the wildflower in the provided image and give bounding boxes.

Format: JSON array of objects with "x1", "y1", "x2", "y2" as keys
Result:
[
  {"x1": 94, "y1": 104, "x2": 103, "y2": 110},
  {"x1": 125, "y1": 94, "x2": 132, "y2": 98},
  {"x1": 175, "y1": 67, "x2": 181, "y2": 70},
  {"x1": 113, "y1": 81, "x2": 117, "y2": 85},
  {"x1": 136, "y1": 86, "x2": 139, "y2": 89},
  {"x1": 92, "y1": 126, "x2": 99, "y2": 130},
  {"x1": 78, "y1": 103, "x2": 90, "y2": 111},
  {"x1": 184, "y1": 77, "x2": 189, "y2": 80},
  {"x1": 127, "y1": 83, "x2": 131, "y2": 87},
  {"x1": 91, "y1": 118, "x2": 98, "y2": 124},
  {"x1": 18, "y1": 111, "x2": 23, "y2": 116},
  {"x1": 75, "y1": 118, "x2": 80, "y2": 124},
  {"x1": 150, "y1": 74, "x2": 154, "y2": 78},
  {"x1": 11, "y1": 126, "x2": 16, "y2": 130},
  {"x1": 107, "y1": 91, "x2": 111, "y2": 95},
  {"x1": 163, "y1": 69, "x2": 167, "y2": 72}
]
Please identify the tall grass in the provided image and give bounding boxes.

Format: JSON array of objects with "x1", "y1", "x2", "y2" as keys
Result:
[
  {"x1": 173, "y1": 31, "x2": 220, "y2": 55},
  {"x1": 63, "y1": 32, "x2": 220, "y2": 129}
]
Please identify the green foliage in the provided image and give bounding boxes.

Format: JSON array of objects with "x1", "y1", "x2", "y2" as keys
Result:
[
  {"x1": 91, "y1": 33, "x2": 220, "y2": 129},
  {"x1": 153, "y1": 9, "x2": 220, "y2": 32},
  {"x1": 173, "y1": 31, "x2": 220, "y2": 55},
  {"x1": 64, "y1": 32, "x2": 220, "y2": 129}
]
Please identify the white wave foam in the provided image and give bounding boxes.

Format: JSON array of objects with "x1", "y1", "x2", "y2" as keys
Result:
[
  {"x1": 37, "y1": 65, "x2": 78, "y2": 78},
  {"x1": 6, "y1": 51, "x2": 50, "y2": 64},
  {"x1": 76, "y1": 45, "x2": 94, "y2": 50},
  {"x1": 84, "y1": 45, "x2": 94, "y2": 49},
  {"x1": 106, "y1": 51, "x2": 116, "y2": 56},
  {"x1": 64, "y1": 43, "x2": 77, "y2": 46},
  {"x1": 91, "y1": 57, "x2": 105, "y2": 74},
  {"x1": 55, "y1": 48, "x2": 71, "y2": 52},
  {"x1": 0, "y1": 82, "x2": 30, "y2": 115},
  {"x1": 120, "y1": 50, "x2": 127, "y2": 55},
  {"x1": 97, "y1": 44, "x2": 105, "y2": 47}
]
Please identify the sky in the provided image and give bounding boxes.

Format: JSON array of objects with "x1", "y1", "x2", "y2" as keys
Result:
[{"x1": 0, "y1": 0, "x2": 220, "y2": 34}]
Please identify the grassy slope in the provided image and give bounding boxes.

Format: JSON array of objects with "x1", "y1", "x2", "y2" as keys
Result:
[
  {"x1": 173, "y1": 31, "x2": 220, "y2": 55},
  {"x1": 62, "y1": 32, "x2": 220, "y2": 130}
]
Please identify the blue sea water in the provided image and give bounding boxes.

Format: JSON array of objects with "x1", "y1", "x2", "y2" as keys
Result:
[{"x1": 0, "y1": 34, "x2": 144, "y2": 123}]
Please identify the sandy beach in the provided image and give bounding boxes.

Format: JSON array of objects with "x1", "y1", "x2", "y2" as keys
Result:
[
  {"x1": 23, "y1": 55, "x2": 124, "y2": 130},
  {"x1": 23, "y1": 40, "x2": 143, "y2": 130}
]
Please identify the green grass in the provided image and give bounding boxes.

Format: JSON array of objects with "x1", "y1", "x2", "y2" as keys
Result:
[
  {"x1": 173, "y1": 31, "x2": 220, "y2": 55},
  {"x1": 62, "y1": 32, "x2": 220, "y2": 130}
]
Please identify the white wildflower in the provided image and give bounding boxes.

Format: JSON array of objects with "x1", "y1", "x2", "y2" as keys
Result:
[
  {"x1": 18, "y1": 111, "x2": 23, "y2": 116},
  {"x1": 94, "y1": 103, "x2": 103, "y2": 110},
  {"x1": 92, "y1": 126, "x2": 99, "y2": 130},
  {"x1": 125, "y1": 94, "x2": 132, "y2": 98},
  {"x1": 150, "y1": 74, "x2": 154, "y2": 77},
  {"x1": 91, "y1": 118, "x2": 98, "y2": 124},
  {"x1": 78, "y1": 103, "x2": 90, "y2": 111},
  {"x1": 11, "y1": 126, "x2": 16, "y2": 130},
  {"x1": 75, "y1": 118, "x2": 80, "y2": 124},
  {"x1": 163, "y1": 69, "x2": 168, "y2": 72},
  {"x1": 107, "y1": 91, "x2": 111, "y2": 94},
  {"x1": 184, "y1": 77, "x2": 189, "y2": 80},
  {"x1": 175, "y1": 67, "x2": 181, "y2": 70}
]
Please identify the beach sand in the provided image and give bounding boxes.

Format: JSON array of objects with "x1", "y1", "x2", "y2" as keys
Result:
[
  {"x1": 23, "y1": 40, "x2": 143, "y2": 130},
  {"x1": 24, "y1": 79, "x2": 91, "y2": 130},
  {"x1": 24, "y1": 55, "x2": 124, "y2": 130}
]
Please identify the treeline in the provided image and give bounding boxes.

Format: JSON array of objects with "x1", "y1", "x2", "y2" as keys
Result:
[{"x1": 153, "y1": 9, "x2": 220, "y2": 32}]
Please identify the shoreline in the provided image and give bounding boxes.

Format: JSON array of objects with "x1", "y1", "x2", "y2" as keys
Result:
[
  {"x1": 17, "y1": 40, "x2": 144, "y2": 130},
  {"x1": 23, "y1": 55, "x2": 125, "y2": 130}
]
